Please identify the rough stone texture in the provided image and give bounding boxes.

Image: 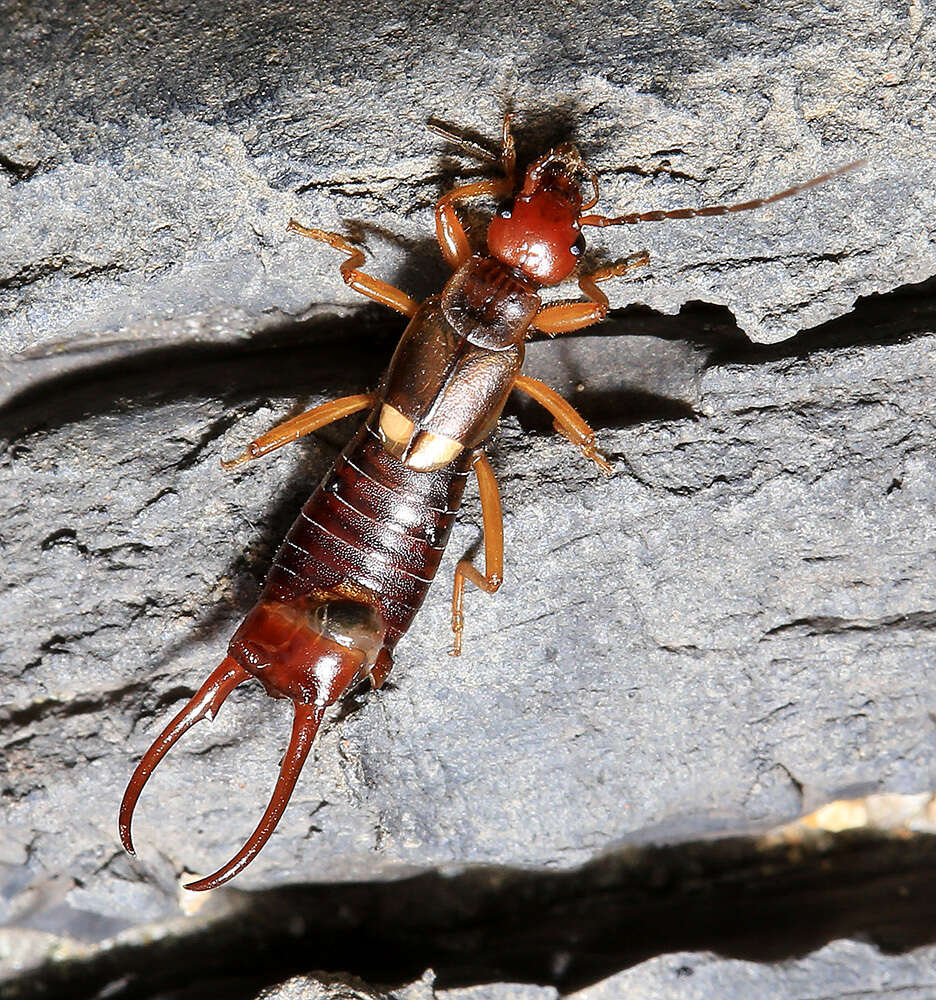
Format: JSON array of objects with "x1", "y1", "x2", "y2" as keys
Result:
[
  {"x1": 3, "y1": 300, "x2": 935, "y2": 949},
  {"x1": 8, "y1": 939, "x2": 936, "y2": 1000},
  {"x1": 254, "y1": 970, "x2": 436, "y2": 1000},
  {"x1": 257, "y1": 943, "x2": 936, "y2": 1000},
  {"x1": 2, "y1": 0, "x2": 936, "y2": 997},
  {"x1": 1, "y1": 0, "x2": 933, "y2": 357},
  {"x1": 4, "y1": 826, "x2": 936, "y2": 997},
  {"x1": 563, "y1": 941, "x2": 936, "y2": 1000}
]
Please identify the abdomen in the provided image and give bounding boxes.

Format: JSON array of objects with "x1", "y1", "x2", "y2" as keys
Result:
[{"x1": 261, "y1": 412, "x2": 472, "y2": 648}]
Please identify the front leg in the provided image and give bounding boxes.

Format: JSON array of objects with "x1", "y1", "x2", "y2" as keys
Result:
[
  {"x1": 433, "y1": 113, "x2": 517, "y2": 270},
  {"x1": 287, "y1": 221, "x2": 419, "y2": 317},
  {"x1": 531, "y1": 251, "x2": 650, "y2": 335}
]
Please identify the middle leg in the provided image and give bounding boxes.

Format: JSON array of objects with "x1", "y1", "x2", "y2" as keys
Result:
[
  {"x1": 222, "y1": 392, "x2": 377, "y2": 469},
  {"x1": 287, "y1": 220, "x2": 418, "y2": 317},
  {"x1": 513, "y1": 375, "x2": 612, "y2": 475}
]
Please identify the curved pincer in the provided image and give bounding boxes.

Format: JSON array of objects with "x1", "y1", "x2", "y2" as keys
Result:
[
  {"x1": 183, "y1": 701, "x2": 324, "y2": 890},
  {"x1": 118, "y1": 656, "x2": 251, "y2": 856}
]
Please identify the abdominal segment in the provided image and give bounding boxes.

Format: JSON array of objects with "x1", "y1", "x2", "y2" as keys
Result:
[{"x1": 261, "y1": 414, "x2": 473, "y2": 649}]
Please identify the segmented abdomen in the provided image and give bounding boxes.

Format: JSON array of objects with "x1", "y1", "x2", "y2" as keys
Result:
[{"x1": 261, "y1": 412, "x2": 472, "y2": 647}]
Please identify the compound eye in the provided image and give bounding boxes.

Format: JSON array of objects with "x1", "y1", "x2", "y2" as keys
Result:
[{"x1": 570, "y1": 233, "x2": 586, "y2": 258}]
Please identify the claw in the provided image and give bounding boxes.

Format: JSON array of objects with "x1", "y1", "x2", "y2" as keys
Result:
[
  {"x1": 183, "y1": 701, "x2": 323, "y2": 891},
  {"x1": 118, "y1": 656, "x2": 250, "y2": 856},
  {"x1": 120, "y1": 596, "x2": 381, "y2": 888}
]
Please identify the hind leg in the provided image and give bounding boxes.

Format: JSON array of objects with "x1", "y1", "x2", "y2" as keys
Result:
[{"x1": 451, "y1": 451, "x2": 504, "y2": 657}]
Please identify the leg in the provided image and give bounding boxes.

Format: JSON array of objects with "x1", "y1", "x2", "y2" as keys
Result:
[
  {"x1": 496, "y1": 112, "x2": 517, "y2": 178},
  {"x1": 513, "y1": 374, "x2": 612, "y2": 475},
  {"x1": 451, "y1": 451, "x2": 504, "y2": 657},
  {"x1": 434, "y1": 114, "x2": 517, "y2": 270},
  {"x1": 531, "y1": 252, "x2": 650, "y2": 335},
  {"x1": 222, "y1": 393, "x2": 376, "y2": 469},
  {"x1": 287, "y1": 220, "x2": 418, "y2": 317}
]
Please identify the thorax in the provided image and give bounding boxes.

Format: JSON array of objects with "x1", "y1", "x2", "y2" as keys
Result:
[{"x1": 377, "y1": 255, "x2": 540, "y2": 470}]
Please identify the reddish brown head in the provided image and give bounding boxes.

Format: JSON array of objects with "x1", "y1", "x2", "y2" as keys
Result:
[{"x1": 486, "y1": 144, "x2": 598, "y2": 287}]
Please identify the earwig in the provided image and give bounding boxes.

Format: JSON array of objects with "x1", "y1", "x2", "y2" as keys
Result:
[{"x1": 119, "y1": 115, "x2": 864, "y2": 890}]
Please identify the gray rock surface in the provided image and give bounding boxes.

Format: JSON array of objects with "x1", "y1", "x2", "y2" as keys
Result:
[
  {"x1": 3, "y1": 303, "x2": 934, "y2": 933},
  {"x1": 423, "y1": 942, "x2": 936, "y2": 999},
  {"x1": 1, "y1": 0, "x2": 933, "y2": 357},
  {"x1": 563, "y1": 940, "x2": 936, "y2": 1000},
  {"x1": 254, "y1": 970, "x2": 436, "y2": 1000},
  {"x1": 29, "y1": 939, "x2": 935, "y2": 1000},
  {"x1": 2, "y1": 0, "x2": 936, "y2": 995},
  {"x1": 4, "y1": 823, "x2": 935, "y2": 997}
]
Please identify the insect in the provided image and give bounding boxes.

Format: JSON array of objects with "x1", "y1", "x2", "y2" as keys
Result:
[{"x1": 118, "y1": 115, "x2": 863, "y2": 890}]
